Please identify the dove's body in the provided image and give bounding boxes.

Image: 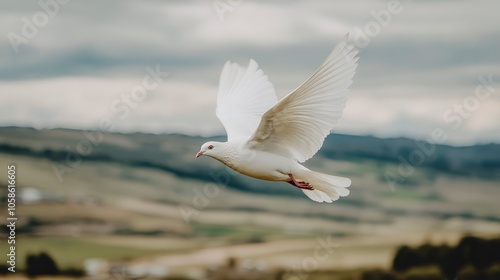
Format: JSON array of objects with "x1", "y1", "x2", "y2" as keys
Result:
[
  {"x1": 196, "y1": 36, "x2": 359, "y2": 203},
  {"x1": 208, "y1": 140, "x2": 298, "y2": 181},
  {"x1": 201, "y1": 140, "x2": 352, "y2": 202}
]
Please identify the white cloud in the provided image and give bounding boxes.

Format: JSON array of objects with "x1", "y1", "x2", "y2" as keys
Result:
[{"x1": 0, "y1": 77, "x2": 222, "y2": 135}]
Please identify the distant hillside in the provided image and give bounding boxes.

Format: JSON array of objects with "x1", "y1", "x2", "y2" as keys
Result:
[
  {"x1": 0, "y1": 127, "x2": 499, "y2": 197},
  {"x1": 321, "y1": 134, "x2": 500, "y2": 178},
  {"x1": 1, "y1": 126, "x2": 499, "y2": 243},
  {"x1": 2, "y1": 127, "x2": 499, "y2": 274}
]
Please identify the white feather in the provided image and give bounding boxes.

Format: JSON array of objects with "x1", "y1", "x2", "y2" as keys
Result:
[
  {"x1": 248, "y1": 39, "x2": 358, "y2": 162},
  {"x1": 216, "y1": 59, "x2": 278, "y2": 141},
  {"x1": 299, "y1": 169, "x2": 350, "y2": 203}
]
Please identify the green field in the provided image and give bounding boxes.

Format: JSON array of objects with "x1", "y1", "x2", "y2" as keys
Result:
[{"x1": 12, "y1": 237, "x2": 167, "y2": 270}]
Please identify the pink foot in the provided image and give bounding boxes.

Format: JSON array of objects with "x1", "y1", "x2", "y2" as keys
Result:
[{"x1": 287, "y1": 174, "x2": 314, "y2": 190}]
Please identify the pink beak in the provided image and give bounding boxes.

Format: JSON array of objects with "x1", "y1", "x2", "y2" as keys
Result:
[{"x1": 195, "y1": 151, "x2": 204, "y2": 158}]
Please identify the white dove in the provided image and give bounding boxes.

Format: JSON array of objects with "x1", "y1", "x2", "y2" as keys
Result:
[{"x1": 196, "y1": 37, "x2": 358, "y2": 203}]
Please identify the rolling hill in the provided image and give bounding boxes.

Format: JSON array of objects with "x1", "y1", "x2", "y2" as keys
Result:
[{"x1": 0, "y1": 127, "x2": 499, "y2": 272}]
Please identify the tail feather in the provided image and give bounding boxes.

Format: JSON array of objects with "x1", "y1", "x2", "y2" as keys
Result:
[{"x1": 298, "y1": 170, "x2": 351, "y2": 203}]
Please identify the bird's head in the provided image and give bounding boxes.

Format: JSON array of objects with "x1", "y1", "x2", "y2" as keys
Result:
[{"x1": 196, "y1": 141, "x2": 224, "y2": 159}]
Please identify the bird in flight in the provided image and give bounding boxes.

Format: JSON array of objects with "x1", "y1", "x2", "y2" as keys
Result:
[{"x1": 196, "y1": 36, "x2": 359, "y2": 203}]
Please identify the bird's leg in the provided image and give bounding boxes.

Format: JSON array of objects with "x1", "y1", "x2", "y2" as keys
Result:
[{"x1": 287, "y1": 174, "x2": 314, "y2": 190}]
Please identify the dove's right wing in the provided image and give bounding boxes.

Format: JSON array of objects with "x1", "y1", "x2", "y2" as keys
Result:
[
  {"x1": 216, "y1": 60, "x2": 279, "y2": 141},
  {"x1": 248, "y1": 38, "x2": 359, "y2": 162}
]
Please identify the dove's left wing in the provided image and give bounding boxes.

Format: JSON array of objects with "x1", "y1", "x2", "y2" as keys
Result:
[
  {"x1": 216, "y1": 60, "x2": 279, "y2": 141},
  {"x1": 248, "y1": 38, "x2": 359, "y2": 162}
]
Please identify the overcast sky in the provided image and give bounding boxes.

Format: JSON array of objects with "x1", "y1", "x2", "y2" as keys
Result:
[{"x1": 1, "y1": 0, "x2": 499, "y2": 145}]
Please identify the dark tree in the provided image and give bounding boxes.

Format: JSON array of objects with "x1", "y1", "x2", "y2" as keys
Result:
[
  {"x1": 438, "y1": 247, "x2": 462, "y2": 279},
  {"x1": 25, "y1": 254, "x2": 38, "y2": 277},
  {"x1": 455, "y1": 236, "x2": 500, "y2": 270},
  {"x1": 392, "y1": 245, "x2": 424, "y2": 271},
  {"x1": 25, "y1": 252, "x2": 59, "y2": 277},
  {"x1": 0, "y1": 264, "x2": 9, "y2": 275}
]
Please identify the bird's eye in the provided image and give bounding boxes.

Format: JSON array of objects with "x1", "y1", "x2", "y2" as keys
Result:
[{"x1": 208, "y1": 145, "x2": 214, "y2": 150}]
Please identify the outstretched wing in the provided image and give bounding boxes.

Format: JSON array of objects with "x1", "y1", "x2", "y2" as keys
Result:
[
  {"x1": 216, "y1": 59, "x2": 279, "y2": 141},
  {"x1": 248, "y1": 37, "x2": 359, "y2": 162}
]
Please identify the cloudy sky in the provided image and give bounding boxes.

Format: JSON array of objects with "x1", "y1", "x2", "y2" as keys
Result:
[{"x1": 1, "y1": 0, "x2": 499, "y2": 145}]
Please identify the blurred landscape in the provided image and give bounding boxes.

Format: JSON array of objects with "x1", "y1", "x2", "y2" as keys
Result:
[
  {"x1": 0, "y1": 126, "x2": 499, "y2": 279},
  {"x1": 2, "y1": 0, "x2": 500, "y2": 278}
]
